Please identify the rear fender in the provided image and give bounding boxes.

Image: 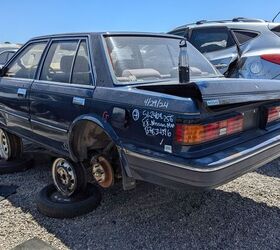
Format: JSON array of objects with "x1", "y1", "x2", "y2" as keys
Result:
[
  {"x1": 68, "y1": 114, "x2": 122, "y2": 162},
  {"x1": 68, "y1": 114, "x2": 135, "y2": 189}
]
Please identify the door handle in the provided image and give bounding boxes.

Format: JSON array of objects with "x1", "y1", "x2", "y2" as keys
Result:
[
  {"x1": 72, "y1": 97, "x2": 85, "y2": 106},
  {"x1": 17, "y1": 88, "x2": 27, "y2": 97}
]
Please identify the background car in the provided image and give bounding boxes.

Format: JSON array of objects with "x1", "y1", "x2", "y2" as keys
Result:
[
  {"x1": 0, "y1": 49, "x2": 17, "y2": 67},
  {"x1": 0, "y1": 42, "x2": 21, "y2": 67},
  {"x1": 168, "y1": 17, "x2": 280, "y2": 79}
]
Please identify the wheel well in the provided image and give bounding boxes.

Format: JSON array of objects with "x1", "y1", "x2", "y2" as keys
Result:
[{"x1": 69, "y1": 120, "x2": 121, "y2": 172}]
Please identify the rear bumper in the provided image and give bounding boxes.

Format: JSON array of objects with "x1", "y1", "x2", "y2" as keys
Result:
[{"x1": 123, "y1": 131, "x2": 280, "y2": 190}]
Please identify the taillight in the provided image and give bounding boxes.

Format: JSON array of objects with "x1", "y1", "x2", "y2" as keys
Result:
[
  {"x1": 175, "y1": 115, "x2": 244, "y2": 145},
  {"x1": 261, "y1": 54, "x2": 280, "y2": 65},
  {"x1": 267, "y1": 106, "x2": 280, "y2": 123}
]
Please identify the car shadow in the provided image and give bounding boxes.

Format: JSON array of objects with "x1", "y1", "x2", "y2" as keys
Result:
[
  {"x1": 255, "y1": 158, "x2": 280, "y2": 179},
  {"x1": 2, "y1": 156, "x2": 280, "y2": 250}
]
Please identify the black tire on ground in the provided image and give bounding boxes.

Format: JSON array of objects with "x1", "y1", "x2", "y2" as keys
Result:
[
  {"x1": 36, "y1": 183, "x2": 102, "y2": 218},
  {"x1": 8, "y1": 133, "x2": 23, "y2": 160},
  {"x1": 0, "y1": 156, "x2": 33, "y2": 175}
]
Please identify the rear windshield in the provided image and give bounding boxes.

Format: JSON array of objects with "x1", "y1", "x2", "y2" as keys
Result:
[
  {"x1": 105, "y1": 36, "x2": 221, "y2": 84},
  {"x1": 232, "y1": 30, "x2": 259, "y2": 44}
]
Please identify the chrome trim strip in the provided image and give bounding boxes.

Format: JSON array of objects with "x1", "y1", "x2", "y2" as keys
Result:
[
  {"x1": 32, "y1": 79, "x2": 96, "y2": 89},
  {"x1": 208, "y1": 134, "x2": 280, "y2": 166},
  {"x1": 1, "y1": 77, "x2": 32, "y2": 82},
  {"x1": 8, "y1": 112, "x2": 29, "y2": 121},
  {"x1": 0, "y1": 108, "x2": 29, "y2": 121},
  {"x1": 124, "y1": 134, "x2": 280, "y2": 172},
  {"x1": 31, "y1": 119, "x2": 68, "y2": 133}
]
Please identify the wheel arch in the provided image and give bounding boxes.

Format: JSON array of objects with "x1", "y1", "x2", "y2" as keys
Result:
[{"x1": 68, "y1": 114, "x2": 122, "y2": 162}]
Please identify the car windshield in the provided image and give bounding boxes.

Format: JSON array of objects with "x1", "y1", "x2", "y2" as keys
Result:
[{"x1": 105, "y1": 35, "x2": 221, "y2": 84}]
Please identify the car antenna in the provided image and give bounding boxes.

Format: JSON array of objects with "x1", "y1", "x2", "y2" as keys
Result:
[
  {"x1": 272, "y1": 11, "x2": 280, "y2": 22},
  {"x1": 178, "y1": 38, "x2": 190, "y2": 83}
]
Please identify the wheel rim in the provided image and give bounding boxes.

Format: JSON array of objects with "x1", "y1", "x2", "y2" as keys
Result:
[
  {"x1": 52, "y1": 158, "x2": 77, "y2": 197},
  {"x1": 0, "y1": 129, "x2": 11, "y2": 160}
]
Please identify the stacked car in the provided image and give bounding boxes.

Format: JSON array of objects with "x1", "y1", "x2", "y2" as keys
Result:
[{"x1": 169, "y1": 17, "x2": 280, "y2": 79}]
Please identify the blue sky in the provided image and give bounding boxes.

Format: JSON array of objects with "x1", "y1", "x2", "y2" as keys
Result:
[{"x1": 1, "y1": 0, "x2": 280, "y2": 43}]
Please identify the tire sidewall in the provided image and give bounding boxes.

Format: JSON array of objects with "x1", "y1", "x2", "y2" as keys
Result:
[
  {"x1": 0, "y1": 129, "x2": 22, "y2": 161},
  {"x1": 36, "y1": 184, "x2": 102, "y2": 218}
]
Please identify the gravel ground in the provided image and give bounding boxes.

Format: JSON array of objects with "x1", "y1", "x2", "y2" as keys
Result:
[{"x1": 0, "y1": 154, "x2": 279, "y2": 250}]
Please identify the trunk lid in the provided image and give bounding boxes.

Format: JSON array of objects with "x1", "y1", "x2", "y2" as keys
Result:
[
  {"x1": 195, "y1": 78, "x2": 280, "y2": 107},
  {"x1": 135, "y1": 78, "x2": 280, "y2": 107}
]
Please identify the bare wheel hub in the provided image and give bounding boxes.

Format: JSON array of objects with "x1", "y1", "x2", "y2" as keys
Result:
[
  {"x1": 52, "y1": 158, "x2": 77, "y2": 197},
  {"x1": 91, "y1": 156, "x2": 114, "y2": 188},
  {"x1": 0, "y1": 129, "x2": 11, "y2": 160}
]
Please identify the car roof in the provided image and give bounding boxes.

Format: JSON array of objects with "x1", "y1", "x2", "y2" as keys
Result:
[
  {"x1": 169, "y1": 18, "x2": 280, "y2": 33},
  {"x1": 0, "y1": 43, "x2": 21, "y2": 49},
  {"x1": 0, "y1": 49, "x2": 17, "y2": 53},
  {"x1": 30, "y1": 32, "x2": 182, "y2": 41}
]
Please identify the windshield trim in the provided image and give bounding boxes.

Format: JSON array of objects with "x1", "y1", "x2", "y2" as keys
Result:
[{"x1": 102, "y1": 35, "x2": 222, "y2": 86}]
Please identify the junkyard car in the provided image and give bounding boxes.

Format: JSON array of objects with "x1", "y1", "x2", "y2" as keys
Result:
[
  {"x1": 169, "y1": 17, "x2": 280, "y2": 79},
  {"x1": 1, "y1": 32, "x2": 280, "y2": 199}
]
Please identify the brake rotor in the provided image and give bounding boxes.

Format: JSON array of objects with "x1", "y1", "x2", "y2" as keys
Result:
[{"x1": 91, "y1": 156, "x2": 114, "y2": 188}]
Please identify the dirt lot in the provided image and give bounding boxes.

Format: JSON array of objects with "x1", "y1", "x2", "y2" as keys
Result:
[{"x1": 0, "y1": 154, "x2": 279, "y2": 250}]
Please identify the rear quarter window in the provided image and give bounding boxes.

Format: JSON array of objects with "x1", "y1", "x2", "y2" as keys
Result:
[
  {"x1": 271, "y1": 25, "x2": 280, "y2": 37},
  {"x1": 232, "y1": 30, "x2": 259, "y2": 44}
]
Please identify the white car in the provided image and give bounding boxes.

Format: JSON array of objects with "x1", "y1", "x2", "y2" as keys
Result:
[
  {"x1": 169, "y1": 17, "x2": 280, "y2": 80},
  {"x1": 0, "y1": 49, "x2": 17, "y2": 67}
]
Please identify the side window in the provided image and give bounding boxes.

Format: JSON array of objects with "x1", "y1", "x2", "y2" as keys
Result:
[
  {"x1": 5, "y1": 43, "x2": 46, "y2": 79},
  {"x1": 0, "y1": 52, "x2": 8, "y2": 64},
  {"x1": 190, "y1": 28, "x2": 235, "y2": 53},
  {"x1": 71, "y1": 41, "x2": 92, "y2": 85},
  {"x1": 232, "y1": 30, "x2": 259, "y2": 44},
  {"x1": 7, "y1": 52, "x2": 15, "y2": 61},
  {"x1": 40, "y1": 41, "x2": 78, "y2": 83}
]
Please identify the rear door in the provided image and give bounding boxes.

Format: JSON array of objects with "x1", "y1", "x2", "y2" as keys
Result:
[
  {"x1": 189, "y1": 27, "x2": 238, "y2": 74},
  {"x1": 30, "y1": 37, "x2": 94, "y2": 153},
  {"x1": 0, "y1": 41, "x2": 47, "y2": 135}
]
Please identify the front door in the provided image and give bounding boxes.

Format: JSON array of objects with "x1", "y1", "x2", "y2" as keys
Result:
[
  {"x1": 30, "y1": 38, "x2": 94, "y2": 154},
  {"x1": 0, "y1": 41, "x2": 47, "y2": 136}
]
